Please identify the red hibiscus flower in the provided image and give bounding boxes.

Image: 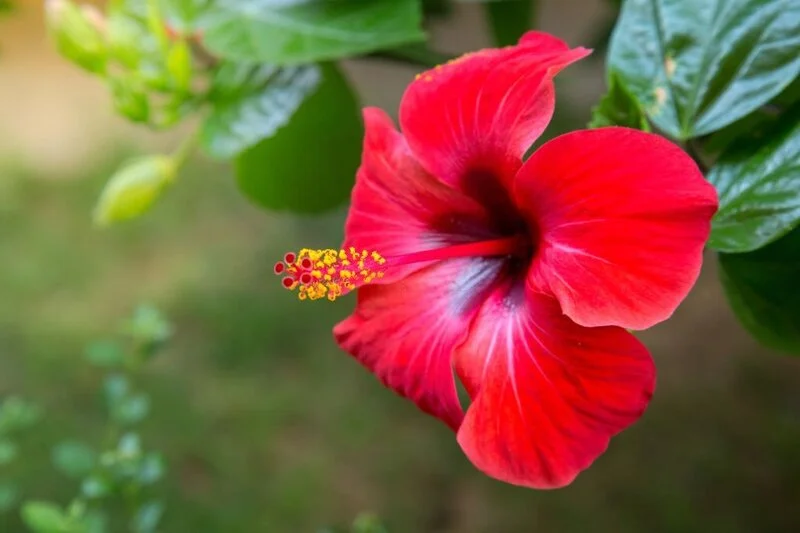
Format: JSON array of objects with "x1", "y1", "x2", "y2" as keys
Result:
[{"x1": 275, "y1": 32, "x2": 718, "y2": 489}]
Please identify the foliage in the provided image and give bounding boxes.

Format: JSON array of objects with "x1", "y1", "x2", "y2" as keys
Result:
[
  {"x1": 597, "y1": 0, "x2": 800, "y2": 354},
  {"x1": 6, "y1": 306, "x2": 173, "y2": 533}
]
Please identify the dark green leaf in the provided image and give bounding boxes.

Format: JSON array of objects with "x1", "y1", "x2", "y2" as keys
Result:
[
  {"x1": 608, "y1": 0, "x2": 800, "y2": 139},
  {"x1": 235, "y1": 62, "x2": 362, "y2": 213},
  {"x1": 708, "y1": 107, "x2": 800, "y2": 253},
  {"x1": 201, "y1": 63, "x2": 321, "y2": 159},
  {"x1": 484, "y1": 0, "x2": 535, "y2": 47},
  {"x1": 52, "y1": 441, "x2": 97, "y2": 478},
  {"x1": 589, "y1": 71, "x2": 650, "y2": 130},
  {"x1": 21, "y1": 501, "x2": 68, "y2": 533},
  {"x1": 202, "y1": 0, "x2": 425, "y2": 65},
  {"x1": 719, "y1": 226, "x2": 800, "y2": 354}
]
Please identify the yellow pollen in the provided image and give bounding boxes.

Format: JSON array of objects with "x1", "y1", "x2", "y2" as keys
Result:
[{"x1": 275, "y1": 248, "x2": 386, "y2": 302}]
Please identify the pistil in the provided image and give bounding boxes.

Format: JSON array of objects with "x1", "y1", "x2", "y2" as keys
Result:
[{"x1": 276, "y1": 236, "x2": 524, "y2": 301}]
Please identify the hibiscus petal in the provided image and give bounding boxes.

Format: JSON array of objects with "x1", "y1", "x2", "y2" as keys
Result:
[
  {"x1": 454, "y1": 285, "x2": 654, "y2": 489},
  {"x1": 343, "y1": 107, "x2": 494, "y2": 284},
  {"x1": 399, "y1": 32, "x2": 590, "y2": 188},
  {"x1": 517, "y1": 127, "x2": 718, "y2": 330},
  {"x1": 334, "y1": 257, "x2": 504, "y2": 431}
]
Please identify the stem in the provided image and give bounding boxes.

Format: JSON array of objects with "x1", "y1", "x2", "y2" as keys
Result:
[{"x1": 171, "y1": 129, "x2": 199, "y2": 170}]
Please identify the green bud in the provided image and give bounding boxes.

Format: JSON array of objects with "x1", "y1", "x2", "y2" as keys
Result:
[
  {"x1": 166, "y1": 40, "x2": 193, "y2": 92},
  {"x1": 106, "y1": 11, "x2": 144, "y2": 69},
  {"x1": 45, "y1": 0, "x2": 107, "y2": 74},
  {"x1": 93, "y1": 156, "x2": 177, "y2": 226},
  {"x1": 109, "y1": 76, "x2": 151, "y2": 123}
]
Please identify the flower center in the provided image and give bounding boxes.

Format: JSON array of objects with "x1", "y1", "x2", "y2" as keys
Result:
[{"x1": 275, "y1": 236, "x2": 526, "y2": 301}]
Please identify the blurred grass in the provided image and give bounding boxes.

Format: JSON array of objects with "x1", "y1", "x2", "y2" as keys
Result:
[{"x1": 0, "y1": 151, "x2": 799, "y2": 533}]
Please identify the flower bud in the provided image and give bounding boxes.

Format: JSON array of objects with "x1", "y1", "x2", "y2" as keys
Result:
[
  {"x1": 45, "y1": 0, "x2": 107, "y2": 74},
  {"x1": 93, "y1": 156, "x2": 177, "y2": 226}
]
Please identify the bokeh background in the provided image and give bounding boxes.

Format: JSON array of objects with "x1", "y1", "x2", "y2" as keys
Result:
[{"x1": 1, "y1": 1, "x2": 799, "y2": 532}]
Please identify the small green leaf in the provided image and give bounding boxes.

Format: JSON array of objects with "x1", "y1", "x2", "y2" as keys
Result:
[
  {"x1": 52, "y1": 441, "x2": 97, "y2": 479},
  {"x1": 93, "y1": 155, "x2": 177, "y2": 226},
  {"x1": 166, "y1": 40, "x2": 192, "y2": 91},
  {"x1": 202, "y1": 0, "x2": 425, "y2": 65},
  {"x1": 0, "y1": 397, "x2": 41, "y2": 432},
  {"x1": 125, "y1": 304, "x2": 172, "y2": 350},
  {"x1": 589, "y1": 71, "x2": 650, "y2": 130},
  {"x1": 81, "y1": 476, "x2": 111, "y2": 500},
  {"x1": 708, "y1": 107, "x2": 800, "y2": 253},
  {"x1": 0, "y1": 439, "x2": 17, "y2": 465},
  {"x1": 103, "y1": 374, "x2": 130, "y2": 405},
  {"x1": 608, "y1": 0, "x2": 800, "y2": 139},
  {"x1": 21, "y1": 501, "x2": 69, "y2": 533},
  {"x1": 84, "y1": 340, "x2": 126, "y2": 368},
  {"x1": 107, "y1": 76, "x2": 151, "y2": 123},
  {"x1": 137, "y1": 453, "x2": 165, "y2": 485},
  {"x1": 163, "y1": 0, "x2": 211, "y2": 32},
  {"x1": 117, "y1": 433, "x2": 142, "y2": 459},
  {"x1": 45, "y1": 0, "x2": 107, "y2": 74},
  {"x1": 484, "y1": 0, "x2": 535, "y2": 47},
  {"x1": 81, "y1": 510, "x2": 109, "y2": 533},
  {"x1": 235, "y1": 62, "x2": 362, "y2": 213},
  {"x1": 719, "y1": 226, "x2": 800, "y2": 354},
  {"x1": 352, "y1": 513, "x2": 388, "y2": 533},
  {"x1": 201, "y1": 63, "x2": 321, "y2": 159},
  {"x1": 0, "y1": 482, "x2": 18, "y2": 513},
  {"x1": 113, "y1": 394, "x2": 150, "y2": 425},
  {"x1": 130, "y1": 501, "x2": 164, "y2": 533}
]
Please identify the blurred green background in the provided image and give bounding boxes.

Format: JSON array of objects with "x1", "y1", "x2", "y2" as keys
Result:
[{"x1": 1, "y1": 1, "x2": 799, "y2": 532}]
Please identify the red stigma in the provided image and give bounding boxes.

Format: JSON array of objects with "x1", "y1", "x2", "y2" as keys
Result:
[
  {"x1": 273, "y1": 262, "x2": 285, "y2": 275},
  {"x1": 300, "y1": 257, "x2": 313, "y2": 269},
  {"x1": 281, "y1": 277, "x2": 295, "y2": 289},
  {"x1": 284, "y1": 252, "x2": 296, "y2": 264},
  {"x1": 300, "y1": 272, "x2": 312, "y2": 284}
]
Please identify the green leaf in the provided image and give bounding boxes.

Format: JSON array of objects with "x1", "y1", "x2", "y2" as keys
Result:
[
  {"x1": 484, "y1": 0, "x2": 535, "y2": 47},
  {"x1": 136, "y1": 453, "x2": 165, "y2": 485},
  {"x1": 21, "y1": 501, "x2": 69, "y2": 533},
  {"x1": 162, "y1": 0, "x2": 211, "y2": 31},
  {"x1": 112, "y1": 394, "x2": 150, "y2": 425},
  {"x1": 52, "y1": 441, "x2": 97, "y2": 478},
  {"x1": 202, "y1": 0, "x2": 425, "y2": 65},
  {"x1": 235, "y1": 62, "x2": 362, "y2": 213},
  {"x1": 719, "y1": 226, "x2": 800, "y2": 354},
  {"x1": 84, "y1": 340, "x2": 126, "y2": 368},
  {"x1": 117, "y1": 433, "x2": 142, "y2": 459},
  {"x1": 708, "y1": 107, "x2": 800, "y2": 253},
  {"x1": 0, "y1": 482, "x2": 18, "y2": 513},
  {"x1": 80, "y1": 476, "x2": 111, "y2": 500},
  {"x1": 93, "y1": 156, "x2": 177, "y2": 226},
  {"x1": 589, "y1": 70, "x2": 650, "y2": 130},
  {"x1": 0, "y1": 397, "x2": 41, "y2": 432},
  {"x1": 608, "y1": 0, "x2": 800, "y2": 139},
  {"x1": 103, "y1": 374, "x2": 130, "y2": 406},
  {"x1": 81, "y1": 510, "x2": 109, "y2": 533},
  {"x1": 201, "y1": 63, "x2": 322, "y2": 159},
  {"x1": 0, "y1": 438, "x2": 17, "y2": 465},
  {"x1": 130, "y1": 501, "x2": 164, "y2": 533}
]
